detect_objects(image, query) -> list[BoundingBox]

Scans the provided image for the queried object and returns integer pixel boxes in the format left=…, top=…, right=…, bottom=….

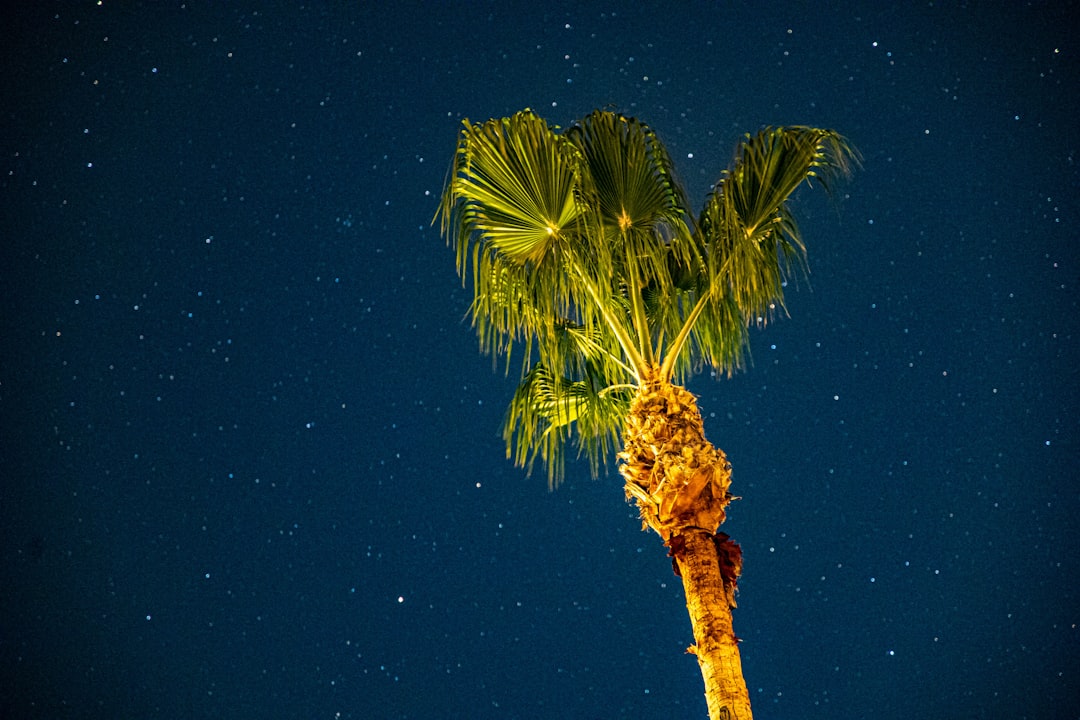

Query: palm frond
left=439, top=110, right=587, bottom=267
left=701, top=126, right=858, bottom=326
left=565, top=112, right=701, bottom=364
left=657, top=127, right=858, bottom=380
left=566, top=111, right=695, bottom=259
left=503, top=363, right=634, bottom=488
left=437, top=110, right=605, bottom=377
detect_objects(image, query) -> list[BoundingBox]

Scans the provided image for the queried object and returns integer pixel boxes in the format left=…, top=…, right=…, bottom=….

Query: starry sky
left=2, top=3, right=1077, bottom=719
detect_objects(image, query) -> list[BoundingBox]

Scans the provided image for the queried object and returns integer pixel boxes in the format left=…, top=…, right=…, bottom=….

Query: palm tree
left=436, top=108, right=857, bottom=720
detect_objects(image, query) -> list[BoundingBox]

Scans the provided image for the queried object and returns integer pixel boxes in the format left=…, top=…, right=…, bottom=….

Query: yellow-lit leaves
left=434, top=110, right=856, bottom=485
left=696, top=126, right=859, bottom=351
left=504, top=363, right=632, bottom=488
left=444, top=110, right=585, bottom=267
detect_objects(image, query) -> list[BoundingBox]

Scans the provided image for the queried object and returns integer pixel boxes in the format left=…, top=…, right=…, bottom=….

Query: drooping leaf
left=503, top=363, right=634, bottom=488
left=699, top=127, right=859, bottom=328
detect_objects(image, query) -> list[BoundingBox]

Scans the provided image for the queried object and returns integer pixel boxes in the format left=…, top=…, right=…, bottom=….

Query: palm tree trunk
left=619, top=373, right=752, bottom=719
left=675, top=529, right=753, bottom=720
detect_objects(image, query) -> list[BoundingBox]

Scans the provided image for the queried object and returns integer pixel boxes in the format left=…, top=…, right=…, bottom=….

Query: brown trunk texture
left=677, top=530, right=752, bottom=720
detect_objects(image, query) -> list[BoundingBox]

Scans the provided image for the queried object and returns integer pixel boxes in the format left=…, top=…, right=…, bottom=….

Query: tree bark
left=675, top=529, right=752, bottom=720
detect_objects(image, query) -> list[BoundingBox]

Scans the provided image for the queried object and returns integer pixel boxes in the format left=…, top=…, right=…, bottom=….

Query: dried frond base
left=618, top=374, right=734, bottom=543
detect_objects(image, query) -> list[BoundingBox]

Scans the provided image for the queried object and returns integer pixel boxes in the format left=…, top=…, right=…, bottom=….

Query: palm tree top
left=437, top=108, right=858, bottom=485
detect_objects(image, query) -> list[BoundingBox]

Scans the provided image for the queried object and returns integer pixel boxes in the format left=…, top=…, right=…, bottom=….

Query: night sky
left=2, top=3, right=1077, bottom=719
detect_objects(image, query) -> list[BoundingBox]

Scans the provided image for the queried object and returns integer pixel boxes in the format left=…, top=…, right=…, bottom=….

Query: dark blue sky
left=2, top=3, right=1076, bottom=718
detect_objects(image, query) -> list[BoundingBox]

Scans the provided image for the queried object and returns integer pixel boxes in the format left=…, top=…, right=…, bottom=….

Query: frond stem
left=625, top=255, right=655, bottom=368
left=659, top=291, right=710, bottom=382
left=598, top=383, right=638, bottom=397
left=570, top=263, right=646, bottom=383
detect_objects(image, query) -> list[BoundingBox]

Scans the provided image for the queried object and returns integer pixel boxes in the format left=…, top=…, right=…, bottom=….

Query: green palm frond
left=440, top=110, right=586, bottom=267
left=659, top=127, right=859, bottom=380
left=438, top=110, right=605, bottom=377
left=701, top=127, right=858, bottom=326
left=566, top=111, right=695, bottom=261
left=504, top=363, right=634, bottom=488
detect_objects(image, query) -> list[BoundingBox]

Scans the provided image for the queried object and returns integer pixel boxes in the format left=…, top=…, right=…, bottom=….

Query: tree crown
left=437, top=109, right=857, bottom=485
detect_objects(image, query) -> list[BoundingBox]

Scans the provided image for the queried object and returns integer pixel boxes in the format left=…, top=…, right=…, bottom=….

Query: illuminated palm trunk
left=620, top=371, right=752, bottom=720
left=675, top=529, right=752, bottom=720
